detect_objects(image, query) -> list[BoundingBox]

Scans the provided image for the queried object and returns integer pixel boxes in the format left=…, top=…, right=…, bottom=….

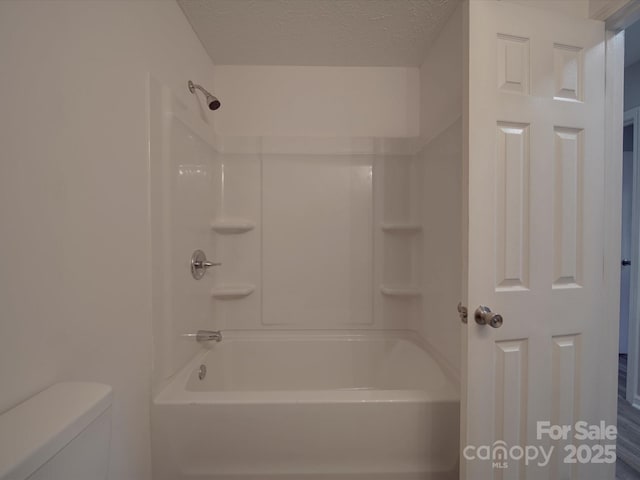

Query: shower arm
left=188, top=80, right=209, bottom=97
left=188, top=80, right=221, bottom=111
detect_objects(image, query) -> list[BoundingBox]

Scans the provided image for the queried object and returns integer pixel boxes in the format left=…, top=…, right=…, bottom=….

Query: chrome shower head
left=188, top=80, right=221, bottom=111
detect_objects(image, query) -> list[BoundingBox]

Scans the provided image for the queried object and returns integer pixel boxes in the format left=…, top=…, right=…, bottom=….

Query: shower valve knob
left=474, top=305, right=503, bottom=328
left=190, top=249, right=221, bottom=280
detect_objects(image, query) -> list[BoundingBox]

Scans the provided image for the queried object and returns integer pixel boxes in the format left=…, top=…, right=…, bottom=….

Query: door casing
left=623, top=106, right=640, bottom=407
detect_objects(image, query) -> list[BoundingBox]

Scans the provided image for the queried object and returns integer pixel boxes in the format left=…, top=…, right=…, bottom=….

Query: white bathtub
left=152, top=332, right=460, bottom=480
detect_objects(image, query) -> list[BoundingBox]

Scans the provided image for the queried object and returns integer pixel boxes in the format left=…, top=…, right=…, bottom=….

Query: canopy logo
left=463, top=441, right=553, bottom=469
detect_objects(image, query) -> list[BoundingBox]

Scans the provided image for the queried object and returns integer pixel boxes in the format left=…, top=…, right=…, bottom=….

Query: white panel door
left=464, top=2, right=613, bottom=479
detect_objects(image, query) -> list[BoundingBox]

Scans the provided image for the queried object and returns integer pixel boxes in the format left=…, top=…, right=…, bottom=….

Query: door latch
left=457, top=302, right=468, bottom=323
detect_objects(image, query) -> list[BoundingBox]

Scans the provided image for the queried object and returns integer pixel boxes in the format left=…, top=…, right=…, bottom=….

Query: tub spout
left=197, top=330, right=222, bottom=343
left=183, top=330, right=222, bottom=343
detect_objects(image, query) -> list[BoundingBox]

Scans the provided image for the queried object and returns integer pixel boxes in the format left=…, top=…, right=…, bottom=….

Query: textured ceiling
left=178, top=0, right=460, bottom=66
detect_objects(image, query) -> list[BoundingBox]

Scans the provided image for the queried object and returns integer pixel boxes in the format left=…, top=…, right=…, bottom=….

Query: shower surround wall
left=209, top=66, right=425, bottom=333
left=213, top=67, right=420, bottom=137
left=208, top=146, right=426, bottom=333
left=150, top=67, right=431, bottom=387
left=150, top=14, right=464, bottom=384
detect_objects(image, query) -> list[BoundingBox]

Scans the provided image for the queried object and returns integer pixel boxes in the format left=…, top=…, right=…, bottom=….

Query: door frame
left=601, top=2, right=640, bottom=412
left=624, top=106, right=640, bottom=406
left=602, top=29, right=624, bottom=462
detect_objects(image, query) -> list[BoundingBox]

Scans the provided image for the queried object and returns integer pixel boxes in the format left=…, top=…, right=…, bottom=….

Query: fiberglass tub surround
left=149, top=75, right=448, bottom=378
left=149, top=75, right=462, bottom=479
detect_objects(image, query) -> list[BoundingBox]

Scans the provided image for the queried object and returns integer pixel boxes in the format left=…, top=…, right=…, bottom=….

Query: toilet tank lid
left=0, top=382, right=112, bottom=480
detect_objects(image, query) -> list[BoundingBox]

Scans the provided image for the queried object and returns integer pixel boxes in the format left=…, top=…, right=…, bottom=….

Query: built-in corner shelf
left=211, top=285, right=255, bottom=299
left=211, top=219, right=255, bottom=234
left=380, top=285, right=422, bottom=297
left=380, top=223, right=422, bottom=234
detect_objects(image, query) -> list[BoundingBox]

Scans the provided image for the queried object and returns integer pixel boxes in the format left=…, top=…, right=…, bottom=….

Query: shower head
left=188, top=80, right=221, bottom=111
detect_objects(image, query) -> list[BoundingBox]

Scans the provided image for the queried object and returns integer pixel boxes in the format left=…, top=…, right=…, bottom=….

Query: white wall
left=418, top=4, right=463, bottom=376
left=0, top=1, right=216, bottom=479
left=419, top=4, right=463, bottom=145
left=213, top=66, right=420, bottom=138
left=418, top=121, right=463, bottom=376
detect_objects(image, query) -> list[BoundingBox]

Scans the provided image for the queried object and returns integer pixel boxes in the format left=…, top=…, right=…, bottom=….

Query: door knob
left=622, top=259, right=631, bottom=266
left=474, top=306, right=503, bottom=328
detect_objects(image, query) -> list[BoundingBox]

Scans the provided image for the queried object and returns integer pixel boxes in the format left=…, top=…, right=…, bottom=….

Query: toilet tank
left=0, top=382, right=112, bottom=480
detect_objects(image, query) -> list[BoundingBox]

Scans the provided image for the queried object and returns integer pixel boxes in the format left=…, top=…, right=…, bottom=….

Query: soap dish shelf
left=211, top=285, right=255, bottom=299
left=380, top=224, right=422, bottom=234
left=211, top=219, right=255, bottom=234
left=380, top=285, right=421, bottom=297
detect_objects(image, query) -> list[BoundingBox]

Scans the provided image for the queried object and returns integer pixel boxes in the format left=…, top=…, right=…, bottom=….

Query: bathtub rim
left=153, top=330, right=460, bottom=406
